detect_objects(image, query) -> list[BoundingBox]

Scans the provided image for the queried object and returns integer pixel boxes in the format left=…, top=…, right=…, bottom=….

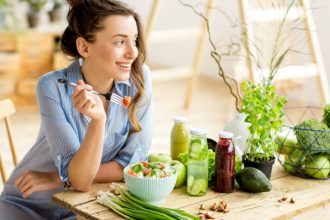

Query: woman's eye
left=115, top=40, right=124, bottom=46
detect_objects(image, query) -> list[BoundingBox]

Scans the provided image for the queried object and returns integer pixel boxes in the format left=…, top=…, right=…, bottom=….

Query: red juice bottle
left=214, top=131, right=235, bottom=193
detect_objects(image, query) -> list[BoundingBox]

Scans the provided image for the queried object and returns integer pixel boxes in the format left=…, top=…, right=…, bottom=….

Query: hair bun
left=67, top=0, right=84, bottom=7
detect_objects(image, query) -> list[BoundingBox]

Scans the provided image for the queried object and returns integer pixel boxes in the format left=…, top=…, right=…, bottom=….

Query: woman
left=0, top=0, right=153, bottom=219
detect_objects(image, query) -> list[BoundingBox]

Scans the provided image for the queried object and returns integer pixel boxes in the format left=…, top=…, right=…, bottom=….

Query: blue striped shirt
left=0, top=60, right=153, bottom=219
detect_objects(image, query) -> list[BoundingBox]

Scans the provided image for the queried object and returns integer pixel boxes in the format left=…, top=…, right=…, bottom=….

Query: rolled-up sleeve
left=36, top=76, right=80, bottom=182
left=113, top=65, right=153, bottom=167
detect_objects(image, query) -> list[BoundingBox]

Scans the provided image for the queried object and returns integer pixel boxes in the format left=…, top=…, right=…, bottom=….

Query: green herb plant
left=241, top=81, right=287, bottom=161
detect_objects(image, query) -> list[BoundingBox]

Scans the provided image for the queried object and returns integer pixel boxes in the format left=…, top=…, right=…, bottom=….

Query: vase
left=242, top=154, right=275, bottom=180
left=48, top=8, right=62, bottom=23
left=223, top=113, right=249, bottom=153
left=27, top=10, right=40, bottom=28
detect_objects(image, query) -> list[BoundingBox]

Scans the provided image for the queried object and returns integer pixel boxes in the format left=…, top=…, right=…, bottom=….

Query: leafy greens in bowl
left=123, top=161, right=177, bottom=205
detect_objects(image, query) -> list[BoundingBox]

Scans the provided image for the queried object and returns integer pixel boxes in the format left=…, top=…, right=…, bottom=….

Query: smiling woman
left=0, top=0, right=153, bottom=219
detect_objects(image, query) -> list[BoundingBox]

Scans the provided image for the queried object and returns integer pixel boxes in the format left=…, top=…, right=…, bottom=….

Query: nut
left=224, top=206, right=230, bottom=213
left=205, top=211, right=215, bottom=219
left=290, top=198, right=296, bottom=204
left=217, top=204, right=225, bottom=212
left=200, top=204, right=206, bottom=210
left=220, top=200, right=226, bottom=207
left=281, top=195, right=288, bottom=201
left=210, top=202, right=218, bottom=211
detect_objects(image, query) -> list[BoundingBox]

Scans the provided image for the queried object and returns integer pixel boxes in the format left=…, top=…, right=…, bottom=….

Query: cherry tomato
left=123, top=96, right=131, bottom=107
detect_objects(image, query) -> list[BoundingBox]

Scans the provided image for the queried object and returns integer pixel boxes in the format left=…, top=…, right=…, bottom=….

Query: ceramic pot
left=48, top=8, right=61, bottom=23
left=224, top=113, right=249, bottom=153
left=27, top=10, right=40, bottom=28
left=242, top=154, right=275, bottom=179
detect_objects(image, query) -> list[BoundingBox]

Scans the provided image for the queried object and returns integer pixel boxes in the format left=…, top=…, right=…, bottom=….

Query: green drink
left=170, top=117, right=190, bottom=160
left=187, top=128, right=208, bottom=196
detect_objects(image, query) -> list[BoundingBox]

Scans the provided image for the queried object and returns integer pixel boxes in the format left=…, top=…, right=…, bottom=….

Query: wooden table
left=52, top=164, right=330, bottom=220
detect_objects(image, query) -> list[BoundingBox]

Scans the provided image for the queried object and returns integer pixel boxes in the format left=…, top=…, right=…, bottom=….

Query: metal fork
left=57, top=79, right=129, bottom=108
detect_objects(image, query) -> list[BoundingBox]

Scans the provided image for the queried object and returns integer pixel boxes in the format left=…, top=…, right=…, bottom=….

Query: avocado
left=236, top=167, right=272, bottom=192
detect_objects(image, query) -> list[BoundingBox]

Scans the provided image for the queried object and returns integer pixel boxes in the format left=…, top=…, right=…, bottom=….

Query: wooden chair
left=0, top=99, right=18, bottom=184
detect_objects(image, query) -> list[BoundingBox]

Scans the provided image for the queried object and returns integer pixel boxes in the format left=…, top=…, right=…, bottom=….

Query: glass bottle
left=187, top=128, right=208, bottom=196
left=214, top=131, right=235, bottom=193
left=170, top=117, right=190, bottom=160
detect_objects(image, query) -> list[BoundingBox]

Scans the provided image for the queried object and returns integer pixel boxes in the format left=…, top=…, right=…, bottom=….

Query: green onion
left=96, top=184, right=199, bottom=220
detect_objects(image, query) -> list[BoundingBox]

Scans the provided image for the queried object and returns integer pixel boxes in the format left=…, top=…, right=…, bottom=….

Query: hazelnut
left=220, top=200, right=226, bottom=207
left=217, top=204, right=225, bottom=212
left=210, top=202, right=218, bottom=211
left=290, top=198, right=296, bottom=204
left=200, top=204, right=206, bottom=210
left=205, top=211, right=215, bottom=219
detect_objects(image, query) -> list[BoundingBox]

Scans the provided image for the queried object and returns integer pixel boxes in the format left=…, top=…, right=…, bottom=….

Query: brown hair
left=61, top=0, right=146, bottom=132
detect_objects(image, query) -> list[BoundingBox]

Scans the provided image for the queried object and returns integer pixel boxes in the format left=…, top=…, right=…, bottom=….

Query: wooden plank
left=179, top=174, right=330, bottom=219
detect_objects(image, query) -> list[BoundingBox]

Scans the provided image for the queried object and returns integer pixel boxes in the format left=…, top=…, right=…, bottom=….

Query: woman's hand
left=14, top=171, right=63, bottom=199
left=72, top=80, right=106, bottom=122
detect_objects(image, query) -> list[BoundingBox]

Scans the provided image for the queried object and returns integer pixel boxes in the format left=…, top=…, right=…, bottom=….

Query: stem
left=178, top=0, right=242, bottom=112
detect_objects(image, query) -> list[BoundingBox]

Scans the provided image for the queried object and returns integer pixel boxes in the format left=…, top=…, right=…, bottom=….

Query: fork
left=57, top=79, right=130, bottom=108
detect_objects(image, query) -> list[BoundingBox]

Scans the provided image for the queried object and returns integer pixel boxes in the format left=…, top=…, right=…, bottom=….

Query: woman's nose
left=125, top=42, right=138, bottom=59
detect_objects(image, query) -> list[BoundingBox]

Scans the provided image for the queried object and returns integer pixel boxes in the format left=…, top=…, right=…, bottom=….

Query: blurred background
left=1, top=0, right=330, bottom=187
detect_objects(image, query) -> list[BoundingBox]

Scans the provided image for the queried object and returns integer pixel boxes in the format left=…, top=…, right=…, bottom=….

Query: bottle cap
left=218, top=131, right=233, bottom=139
left=174, top=116, right=188, bottom=124
left=190, top=128, right=208, bottom=136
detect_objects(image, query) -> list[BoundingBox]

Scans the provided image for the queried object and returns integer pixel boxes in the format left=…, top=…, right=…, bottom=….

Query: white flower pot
left=224, top=113, right=250, bottom=153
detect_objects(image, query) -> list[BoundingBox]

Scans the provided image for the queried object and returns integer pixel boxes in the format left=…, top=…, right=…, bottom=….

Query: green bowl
left=123, top=166, right=177, bottom=205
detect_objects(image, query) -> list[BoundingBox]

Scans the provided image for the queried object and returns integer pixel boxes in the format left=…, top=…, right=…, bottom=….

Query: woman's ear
left=76, top=37, right=91, bottom=57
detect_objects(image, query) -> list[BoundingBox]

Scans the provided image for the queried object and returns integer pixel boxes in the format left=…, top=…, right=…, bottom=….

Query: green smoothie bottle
left=187, top=128, right=208, bottom=196
left=170, top=117, right=190, bottom=160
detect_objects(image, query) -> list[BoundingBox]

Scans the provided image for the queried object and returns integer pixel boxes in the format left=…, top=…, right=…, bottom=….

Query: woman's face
left=87, top=15, right=139, bottom=81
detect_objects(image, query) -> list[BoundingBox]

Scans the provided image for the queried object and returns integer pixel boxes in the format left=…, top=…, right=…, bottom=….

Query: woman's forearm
left=94, top=161, right=124, bottom=183
left=68, top=118, right=106, bottom=191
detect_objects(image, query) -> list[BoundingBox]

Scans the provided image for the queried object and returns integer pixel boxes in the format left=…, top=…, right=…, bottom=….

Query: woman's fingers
left=72, top=80, right=93, bottom=99
left=76, top=92, right=96, bottom=111
left=22, top=183, right=37, bottom=199
left=15, top=171, right=31, bottom=190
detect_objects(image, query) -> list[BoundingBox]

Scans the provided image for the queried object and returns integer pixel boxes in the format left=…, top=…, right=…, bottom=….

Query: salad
left=127, top=161, right=176, bottom=178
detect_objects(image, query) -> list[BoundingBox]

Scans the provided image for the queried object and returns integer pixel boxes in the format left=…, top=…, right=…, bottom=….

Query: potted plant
left=240, top=81, right=287, bottom=178
left=48, top=0, right=63, bottom=22
left=21, top=0, right=47, bottom=28
left=178, top=0, right=296, bottom=179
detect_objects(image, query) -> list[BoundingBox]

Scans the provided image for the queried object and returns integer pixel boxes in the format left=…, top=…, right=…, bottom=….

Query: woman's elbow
left=72, top=182, right=92, bottom=192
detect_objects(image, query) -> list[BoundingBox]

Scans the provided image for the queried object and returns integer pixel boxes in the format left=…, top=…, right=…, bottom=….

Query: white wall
left=126, top=0, right=330, bottom=106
